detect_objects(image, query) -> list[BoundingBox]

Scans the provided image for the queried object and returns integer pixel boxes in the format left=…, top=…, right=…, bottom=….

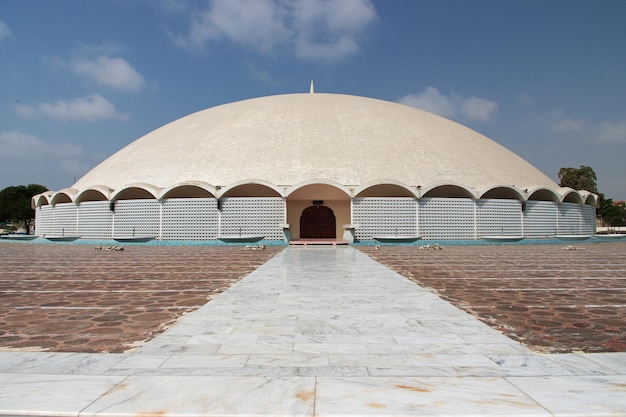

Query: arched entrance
left=300, top=205, right=336, bottom=238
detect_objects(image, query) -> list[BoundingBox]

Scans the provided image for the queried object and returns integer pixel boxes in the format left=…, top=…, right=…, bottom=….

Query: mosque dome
left=72, top=92, right=558, bottom=195
left=35, top=90, right=597, bottom=243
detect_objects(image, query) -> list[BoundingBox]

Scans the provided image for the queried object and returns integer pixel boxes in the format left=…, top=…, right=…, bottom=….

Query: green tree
left=557, top=165, right=625, bottom=227
left=557, top=165, right=598, bottom=193
left=0, top=184, right=48, bottom=234
left=598, top=196, right=626, bottom=227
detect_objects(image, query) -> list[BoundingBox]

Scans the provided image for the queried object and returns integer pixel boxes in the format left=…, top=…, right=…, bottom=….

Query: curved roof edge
left=354, top=180, right=418, bottom=198
left=285, top=179, right=352, bottom=199
left=75, top=185, right=113, bottom=203
left=111, top=183, right=161, bottom=200
left=220, top=179, right=285, bottom=198
left=50, top=188, right=78, bottom=205
left=161, top=181, right=217, bottom=199
left=479, top=185, right=526, bottom=200
left=421, top=181, right=478, bottom=199
left=35, top=180, right=598, bottom=205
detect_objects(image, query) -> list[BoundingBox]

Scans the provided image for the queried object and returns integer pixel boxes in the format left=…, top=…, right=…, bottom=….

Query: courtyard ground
left=360, top=241, right=626, bottom=353
left=0, top=240, right=624, bottom=354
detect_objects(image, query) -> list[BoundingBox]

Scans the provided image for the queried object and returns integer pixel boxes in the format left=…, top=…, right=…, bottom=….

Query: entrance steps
left=289, top=238, right=350, bottom=247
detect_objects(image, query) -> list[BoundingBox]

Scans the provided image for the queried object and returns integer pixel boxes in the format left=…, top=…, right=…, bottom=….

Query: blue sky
left=1, top=0, right=625, bottom=199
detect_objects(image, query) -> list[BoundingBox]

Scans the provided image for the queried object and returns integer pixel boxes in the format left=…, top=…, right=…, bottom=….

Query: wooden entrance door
left=300, top=205, right=336, bottom=238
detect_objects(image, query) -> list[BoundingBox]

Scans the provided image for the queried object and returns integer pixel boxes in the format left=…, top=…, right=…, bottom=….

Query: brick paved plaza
left=361, top=241, right=626, bottom=353
left=0, top=243, right=282, bottom=353
left=0, top=241, right=624, bottom=354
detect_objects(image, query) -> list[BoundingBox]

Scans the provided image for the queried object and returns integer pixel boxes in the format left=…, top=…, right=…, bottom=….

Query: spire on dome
left=310, top=80, right=315, bottom=94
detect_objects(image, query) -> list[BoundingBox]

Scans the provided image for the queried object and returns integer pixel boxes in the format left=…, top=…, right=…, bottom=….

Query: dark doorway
left=300, top=205, right=336, bottom=238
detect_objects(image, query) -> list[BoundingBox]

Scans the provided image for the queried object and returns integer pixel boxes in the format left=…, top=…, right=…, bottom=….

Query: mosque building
left=32, top=85, right=597, bottom=243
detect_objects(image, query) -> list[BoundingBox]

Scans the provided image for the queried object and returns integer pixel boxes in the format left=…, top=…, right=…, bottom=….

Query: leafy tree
left=557, top=165, right=598, bottom=193
left=557, top=165, right=625, bottom=227
left=598, top=196, right=626, bottom=227
left=0, top=184, right=48, bottom=234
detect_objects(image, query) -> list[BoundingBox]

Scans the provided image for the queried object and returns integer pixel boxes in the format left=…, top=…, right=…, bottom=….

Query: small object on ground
left=561, top=245, right=584, bottom=250
left=244, top=244, right=266, bottom=250
left=419, top=244, right=443, bottom=250
left=95, top=245, right=124, bottom=251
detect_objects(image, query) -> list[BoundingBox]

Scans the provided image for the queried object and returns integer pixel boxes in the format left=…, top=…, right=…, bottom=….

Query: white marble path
left=1, top=246, right=625, bottom=416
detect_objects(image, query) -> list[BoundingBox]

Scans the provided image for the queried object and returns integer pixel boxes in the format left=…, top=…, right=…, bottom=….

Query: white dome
left=73, top=93, right=557, bottom=194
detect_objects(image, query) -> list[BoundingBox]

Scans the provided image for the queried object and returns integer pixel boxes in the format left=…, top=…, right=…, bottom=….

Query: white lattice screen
left=78, top=201, right=112, bottom=239
left=558, top=202, right=585, bottom=235
left=219, top=197, right=285, bottom=240
left=113, top=199, right=160, bottom=238
left=161, top=198, right=218, bottom=240
left=580, top=205, right=596, bottom=234
left=419, top=198, right=475, bottom=240
left=34, top=196, right=594, bottom=241
left=476, top=199, right=522, bottom=237
left=523, top=201, right=557, bottom=238
left=49, top=203, right=78, bottom=236
left=35, top=206, right=54, bottom=236
left=352, top=197, right=417, bottom=240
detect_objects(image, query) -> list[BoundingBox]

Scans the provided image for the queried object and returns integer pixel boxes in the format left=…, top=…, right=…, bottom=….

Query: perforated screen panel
left=33, top=196, right=595, bottom=241
left=35, top=206, right=54, bottom=236
left=219, top=197, right=285, bottom=240
left=419, top=198, right=475, bottom=240
left=352, top=197, right=417, bottom=240
left=113, top=199, right=160, bottom=238
left=78, top=201, right=112, bottom=239
left=558, top=202, right=586, bottom=235
left=49, top=203, right=78, bottom=237
left=162, top=198, right=218, bottom=240
left=523, top=201, right=557, bottom=238
left=476, top=199, right=522, bottom=237
left=580, top=205, right=596, bottom=234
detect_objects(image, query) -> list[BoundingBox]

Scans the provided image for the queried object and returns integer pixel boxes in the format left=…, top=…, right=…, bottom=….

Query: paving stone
left=0, top=243, right=282, bottom=353
left=359, top=241, right=626, bottom=353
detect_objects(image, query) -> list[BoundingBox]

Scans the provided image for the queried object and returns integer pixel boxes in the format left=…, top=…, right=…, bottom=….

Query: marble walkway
left=0, top=246, right=624, bottom=416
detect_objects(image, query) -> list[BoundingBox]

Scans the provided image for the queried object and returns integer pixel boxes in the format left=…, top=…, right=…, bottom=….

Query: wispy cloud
left=68, top=56, right=146, bottom=91
left=546, top=110, right=586, bottom=134
left=14, top=95, right=129, bottom=122
left=291, top=0, right=377, bottom=61
left=173, top=0, right=290, bottom=52
left=397, top=87, right=457, bottom=118
left=596, top=120, right=626, bottom=143
left=0, top=131, right=83, bottom=158
left=398, top=86, right=499, bottom=122
left=0, top=20, right=11, bottom=41
left=0, top=131, right=90, bottom=188
left=49, top=41, right=146, bottom=91
left=536, top=110, right=626, bottom=144
left=169, top=0, right=377, bottom=62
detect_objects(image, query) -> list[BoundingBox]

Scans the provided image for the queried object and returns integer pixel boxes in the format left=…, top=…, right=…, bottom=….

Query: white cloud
left=596, top=120, right=626, bottom=143
left=170, top=0, right=377, bottom=62
left=398, top=86, right=499, bottom=122
left=537, top=110, right=626, bottom=144
left=0, top=131, right=83, bottom=158
left=0, top=131, right=89, bottom=189
left=178, top=0, right=290, bottom=52
left=292, top=0, right=377, bottom=61
left=68, top=56, right=146, bottom=91
left=0, top=20, right=11, bottom=41
left=398, top=87, right=457, bottom=118
left=460, top=96, right=499, bottom=122
left=547, top=110, right=586, bottom=134
left=15, top=95, right=129, bottom=122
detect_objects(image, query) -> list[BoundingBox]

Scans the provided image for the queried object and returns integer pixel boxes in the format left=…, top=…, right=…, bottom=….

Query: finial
left=310, top=80, right=315, bottom=94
